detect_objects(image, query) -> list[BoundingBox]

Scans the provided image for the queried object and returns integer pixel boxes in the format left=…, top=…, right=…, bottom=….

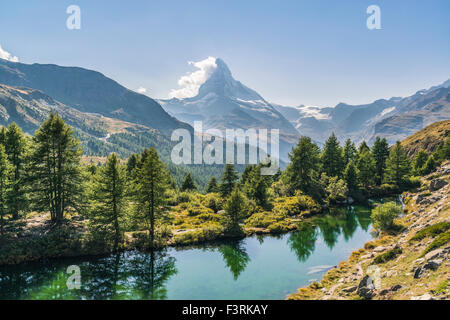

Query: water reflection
left=288, top=205, right=372, bottom=262
left=218, top=243, right=250, bottom=280
left=0, top=250, right=177, bottom=300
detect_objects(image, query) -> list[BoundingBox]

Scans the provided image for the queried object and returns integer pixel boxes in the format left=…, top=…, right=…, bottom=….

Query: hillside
left=0, top=58, right=191, bottom=135
left=400, top=120, right=450, bottom=157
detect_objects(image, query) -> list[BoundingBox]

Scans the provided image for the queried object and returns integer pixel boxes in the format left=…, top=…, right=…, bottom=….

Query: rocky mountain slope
left=0, top=58, right=191, bottom=135
left=0, top=83, right=172, bottom=158
left=276, top=80, right=450, bottom=145
left=401, top=120, right=450, bottom=157
left=288, top=163, right=450, bottom=300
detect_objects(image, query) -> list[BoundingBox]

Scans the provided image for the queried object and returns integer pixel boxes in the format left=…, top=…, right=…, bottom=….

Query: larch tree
left=220, top=164, right=239, bottom=197
left=30, top=113, right=83, bottom=223
left=0, top=145, right=11, bottom=235
left=385, top=141, right=410, bottom=187
left=372, top=137, right=390, bottom=185
left=90, top=153, right=126, bottom=251
left=134, top=147, right=168, bottom=247
left=5, top=122, right=27, bottom=219
left=206, top=176, right=219, bottom=193
left=285, top=136, right=320, bottom=192
left=180, top=173, right=197, bottom=191
left=321, top=133, right=345, bottom=178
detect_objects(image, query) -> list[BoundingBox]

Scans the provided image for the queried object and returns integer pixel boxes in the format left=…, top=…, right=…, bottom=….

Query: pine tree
left=357, top=150, right=376, bottom=189
left=5, top=122, right=27, bottom=219
left=206, top=176, right=219, bottom=193
left=90, top=153, right=126, bottom=251
left=30, top=114, right=83, bottom=222
left=134, top=147, right=168, bottom=247
left=343, top=139, right=357, bottom=166
left=223, top=185, right=247, bottom=235
left=0, top=145, right=11, bottom=235
left=385, top=141, right=410, bottom=187
left=344, top=162, right=358, bottom=193
left=180, top=173, right=197, bottom=191
left=372, top=137, right=390, bottom=185
left=321, top=133, right=344, bottom=178
left=412, top=150, right=428, bottom=175
left=220, top=164, right=239, bottom=197
left=422, top=155, right=437, bottom=175
left=243, top=165, right=270, bottom=208
left=0, top=127, right=6, bottom=146
left=127, top=154, right=139, bottom=177
left=286, top=136, right=320, bottom=192
left=358, top=141, right=370, bottom=154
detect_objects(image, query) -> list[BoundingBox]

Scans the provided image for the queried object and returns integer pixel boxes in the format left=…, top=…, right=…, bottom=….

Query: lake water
left=0, top=205, right=375, bottom=300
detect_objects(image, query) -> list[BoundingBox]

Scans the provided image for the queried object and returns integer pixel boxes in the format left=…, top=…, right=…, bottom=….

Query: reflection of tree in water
left=125, top=250, right=177, bottom=300
left=314, top=215, right=341, bottom=250
left=354, top=206, right=372, bottom=231
left=218, top=242, right=250, bottom=280
left=341, top=209, right=358, bottom=241
left=287, top=222, right=318, bottom=262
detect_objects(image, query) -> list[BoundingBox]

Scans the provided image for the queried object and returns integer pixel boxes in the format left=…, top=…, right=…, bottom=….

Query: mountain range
left=275, top=79, right=450, bottom=145
left=0, top=56, right=448, bottom=165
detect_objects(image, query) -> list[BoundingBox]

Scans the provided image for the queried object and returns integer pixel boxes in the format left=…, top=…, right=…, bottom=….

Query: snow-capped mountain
left=275, top=79, right=450, bottom=145
left=159, top=58, right=300, bottom=161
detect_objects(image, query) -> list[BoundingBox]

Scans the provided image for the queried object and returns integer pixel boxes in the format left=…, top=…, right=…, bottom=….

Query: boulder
left=357, top=275, right=376, bottom=299
left=342, top=285, right=357, bottom=293
left=413, top=266, right=423, bottom=279
left=425, top=248, right=444, bottom=261
left=423, top=259, right=442, bottom=270
left=390, top=284, right=402, bottom=292
left=411, top=293, right=435, bottom=300
left=429, top=179, right=448, bottom=191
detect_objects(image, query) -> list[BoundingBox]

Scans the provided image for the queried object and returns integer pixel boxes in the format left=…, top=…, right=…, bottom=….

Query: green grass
left=431, top=280, right=448, bottom=295
left=423, top=231, right=450, bottom=255
left=372, top=247, right=403, bottom=264
left=410, top=222, right=450, bottom=242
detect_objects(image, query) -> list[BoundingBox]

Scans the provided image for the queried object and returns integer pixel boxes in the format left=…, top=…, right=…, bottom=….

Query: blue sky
left=0, top=0, right=449, bottom=106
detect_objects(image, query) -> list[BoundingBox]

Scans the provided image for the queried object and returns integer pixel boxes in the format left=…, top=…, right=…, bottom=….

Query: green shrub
left=245, top=211, right=283, bottom=228
left=201, top=193, right=223, bottom=212
left=372, top=246, right=402, bottom=264
left=423, top=231, right=450, bottom=255
left=371, top=202, right=402, bottom=231
left=410, top=222, right=450, bottom=242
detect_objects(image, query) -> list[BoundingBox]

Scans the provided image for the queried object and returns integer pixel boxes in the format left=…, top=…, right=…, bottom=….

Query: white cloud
left=137, top=87, right=147, bottom=94
left=0, top=44, right=19, bottom=62
left=169, top=56, right=217, bottom=99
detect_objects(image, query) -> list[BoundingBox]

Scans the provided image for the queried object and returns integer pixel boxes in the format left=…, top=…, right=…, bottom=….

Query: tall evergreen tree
left=422, top=155, right=437, bottom=175
left=180, top=173, right=197, bottom=191
left=358, top=141, right=370, bottom=154
left=343, top=139, right=357, bottom=166
left=412, top=150, right=429, bottom=175
left=0, top=145, right=11, bottom=235
left=5, top=122, right=27, bottom=219
left=224, top=185, right=247, bottom=235
left=0, top=127, right=6, bottom=146
left=357, top=150, right=376, bottom=189
left=385, top=141, right=410, bottom=187
left=344, top=162, right=358, bottom=193
left=220, top=164, right=239, bottom=197
left=30, top=114, right=83, bottom=223
left=134, top=147, right=168, bottom=247
left=286, top=136, right=320, bottom=192
left=206, top=176, right=219, bottom=193
left=90, top=153, right=126, bottom=251
left=372, top=137, right=390, bottom=185
left=321, top=133, right=344, bottom=178
left=243, top=165, right=270, bottom=208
